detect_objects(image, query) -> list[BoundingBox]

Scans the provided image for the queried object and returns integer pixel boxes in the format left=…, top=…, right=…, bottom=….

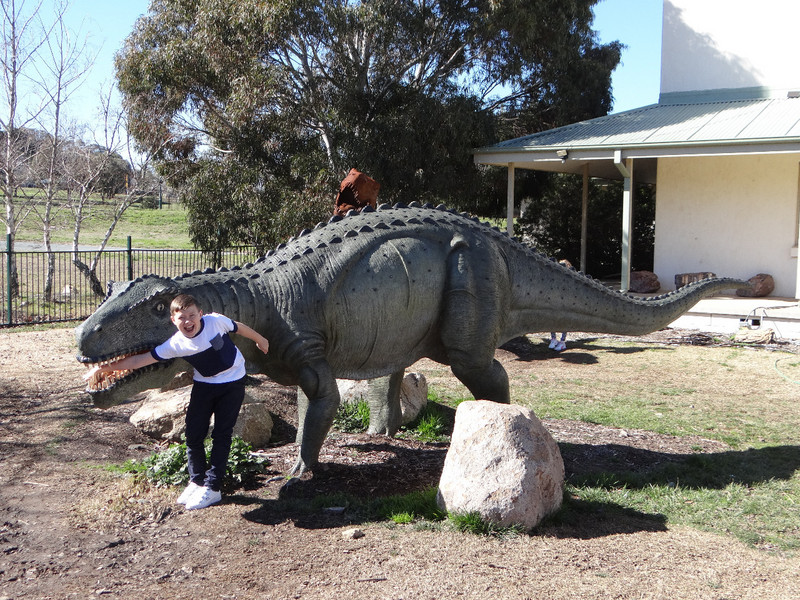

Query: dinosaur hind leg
left=442, top=242, right=511, bottom=404
left=449, top=355, right=511, bottom=404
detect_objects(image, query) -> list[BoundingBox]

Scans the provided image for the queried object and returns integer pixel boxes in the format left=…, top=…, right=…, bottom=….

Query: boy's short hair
left=170, top=294, right=200, bottom=315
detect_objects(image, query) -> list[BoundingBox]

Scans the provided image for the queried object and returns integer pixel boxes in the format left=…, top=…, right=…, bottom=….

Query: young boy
left=84, top=294, right=269, bottom=510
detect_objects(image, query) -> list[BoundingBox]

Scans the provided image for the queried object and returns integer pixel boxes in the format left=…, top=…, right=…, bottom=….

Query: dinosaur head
left=75, top=275, right=185, bottom=408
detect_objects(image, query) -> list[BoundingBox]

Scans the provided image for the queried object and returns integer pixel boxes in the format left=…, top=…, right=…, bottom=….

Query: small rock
left=629, top=270, right=660, bottom=293
left=338, top=372, right=428, bottom=426
left=398, top=372, right=427, bottom=425
left=734, top=327, right=774, bottom=344
left=736, top=273, right=774, bottom=297
left=342, top=528, right=364, bottom=539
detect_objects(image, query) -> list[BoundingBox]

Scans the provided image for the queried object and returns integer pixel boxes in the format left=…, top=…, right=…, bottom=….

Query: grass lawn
left=420, top=335, right=800, bottom=553
left=14, top=197, right=193, bottom=249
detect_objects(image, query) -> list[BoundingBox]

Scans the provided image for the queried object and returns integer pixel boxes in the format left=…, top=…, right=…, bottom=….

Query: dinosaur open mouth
left=83, top=355, right=135, bottom=391
left=80, top=352, right=173, bottom=393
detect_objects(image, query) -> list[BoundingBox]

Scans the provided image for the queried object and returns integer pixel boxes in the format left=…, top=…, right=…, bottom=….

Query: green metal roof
left=474, top=96, right=800, bottom=183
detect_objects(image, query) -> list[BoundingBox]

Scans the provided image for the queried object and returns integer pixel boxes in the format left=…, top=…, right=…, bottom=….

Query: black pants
left=185, top=378, right=245, bottom=491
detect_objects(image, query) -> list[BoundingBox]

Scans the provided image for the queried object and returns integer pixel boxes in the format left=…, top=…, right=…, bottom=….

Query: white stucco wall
left=661, top=0, right=800, bottom=96
left=653, top=154, right=800, bottom=298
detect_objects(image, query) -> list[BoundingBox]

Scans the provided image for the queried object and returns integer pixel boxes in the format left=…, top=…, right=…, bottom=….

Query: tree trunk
left=72, top=257, right=104, bottom=297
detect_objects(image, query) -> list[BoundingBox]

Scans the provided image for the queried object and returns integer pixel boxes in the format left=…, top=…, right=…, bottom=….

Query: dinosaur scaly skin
left=75, top=202, right=747, bottom=475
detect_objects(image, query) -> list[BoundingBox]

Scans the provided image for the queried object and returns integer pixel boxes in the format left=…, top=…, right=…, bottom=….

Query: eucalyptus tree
left=116, top=0, right=620, bottom=251
left=31, top=1, right=94, bottom=301
left=0, top=0, right=50, bottom=295
left=61, top=88, right=162, bottom=297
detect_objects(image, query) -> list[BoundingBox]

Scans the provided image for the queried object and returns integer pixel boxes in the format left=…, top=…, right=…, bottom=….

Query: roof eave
left=474, top=137, right=800, bottom=166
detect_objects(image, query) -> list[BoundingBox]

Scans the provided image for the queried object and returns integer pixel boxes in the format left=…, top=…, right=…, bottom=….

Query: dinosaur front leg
left=291, top=362, right=341, bottom=476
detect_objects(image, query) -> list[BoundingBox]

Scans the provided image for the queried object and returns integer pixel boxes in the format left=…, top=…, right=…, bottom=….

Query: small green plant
left=374, top=487, right=445, bottom=523
left=333, top=399, right=371, bottom=433
left=410, top=409, right=446, bottom=442
left=389, top=511, right=415, bottom=524
left=401, top=397, right=455, bottom=442
left=124, top=437, right=269, bottom=488
left=142, top=442, right=189, bottom=486
left=448, top=511, right=525, bottom=538
left=225, top=437, right=271, bottom=484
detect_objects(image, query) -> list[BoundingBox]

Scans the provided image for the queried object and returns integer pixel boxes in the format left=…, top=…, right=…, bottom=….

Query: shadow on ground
left=233, top=436, right=800, bottom=541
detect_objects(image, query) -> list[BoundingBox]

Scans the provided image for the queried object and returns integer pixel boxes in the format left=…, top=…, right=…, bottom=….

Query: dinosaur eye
left=155, top=302, right=166, bottom=314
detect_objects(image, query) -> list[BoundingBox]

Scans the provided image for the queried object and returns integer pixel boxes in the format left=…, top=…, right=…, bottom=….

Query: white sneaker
left=554, top=340, right=566, bottom=352
left=176, top=482, right=202, bottom=505
left=185, top=487, right=222, bottom=510
left=549, top=338, right=558, bottom=349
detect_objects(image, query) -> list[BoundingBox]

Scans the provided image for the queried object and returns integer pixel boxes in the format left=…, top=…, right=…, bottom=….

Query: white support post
left=621, top=161, right=634, bottom=292
left=581, top=164, right=589, bottom=273
left=795, top=166, right=800, bottom=299
left=614, top=151, right=633, bottom=292
left=507, top=163, right=515, bottom=236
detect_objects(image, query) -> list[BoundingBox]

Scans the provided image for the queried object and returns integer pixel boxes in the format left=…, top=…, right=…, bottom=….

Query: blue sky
left=593, top=0, right=663, bottom=112
left=62, top=0, right=663, bottom=124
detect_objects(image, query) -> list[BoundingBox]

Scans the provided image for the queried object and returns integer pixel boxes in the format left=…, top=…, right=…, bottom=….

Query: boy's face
left=170, top=304, right=203, bottom=338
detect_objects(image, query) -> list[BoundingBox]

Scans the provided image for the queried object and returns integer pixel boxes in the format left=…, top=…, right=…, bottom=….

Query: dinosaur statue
left=75, top=203, right=747, bottom=475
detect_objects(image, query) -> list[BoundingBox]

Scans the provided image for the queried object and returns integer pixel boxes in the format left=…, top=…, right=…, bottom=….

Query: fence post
left=127, top=236, right=133, bottom=281
left=6, top=233, right=11, bottom=326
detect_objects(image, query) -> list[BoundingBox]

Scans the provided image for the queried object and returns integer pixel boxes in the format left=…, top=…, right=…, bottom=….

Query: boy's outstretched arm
left=234, top=322, right=269, bottom=354
left=82, top=351, right=159, bottom=381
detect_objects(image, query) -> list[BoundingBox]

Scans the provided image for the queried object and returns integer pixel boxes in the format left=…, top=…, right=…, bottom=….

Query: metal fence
left=2, top=237, right=260, bottom=327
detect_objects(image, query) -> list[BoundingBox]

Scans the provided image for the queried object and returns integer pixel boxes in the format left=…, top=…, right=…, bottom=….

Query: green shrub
left=128, top=437, right=270, bottom=488
left=411, top=410, right=446, bottom=442
left=142, top=442, right=189, bottom=487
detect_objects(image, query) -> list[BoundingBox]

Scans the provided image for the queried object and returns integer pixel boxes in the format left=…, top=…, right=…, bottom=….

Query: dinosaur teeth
left=84, top=351, right=139, bottom=392
left=87, top=367, right=134, bottom=391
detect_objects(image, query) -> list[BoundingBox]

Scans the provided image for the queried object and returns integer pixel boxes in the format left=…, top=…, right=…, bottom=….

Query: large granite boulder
left=130, top=386, right=273, bottom=447
left=436, top=400, right=564, bottom=530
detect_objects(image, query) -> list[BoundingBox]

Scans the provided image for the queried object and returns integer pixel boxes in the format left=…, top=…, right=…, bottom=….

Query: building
left=473, top=0, right=800, bottom=304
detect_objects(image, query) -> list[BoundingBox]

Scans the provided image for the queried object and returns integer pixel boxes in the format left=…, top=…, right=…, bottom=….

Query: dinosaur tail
left=511, top=275, right=750, bottom=338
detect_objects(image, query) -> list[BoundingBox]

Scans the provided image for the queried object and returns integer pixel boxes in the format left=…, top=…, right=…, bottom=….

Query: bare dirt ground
left=1, top=327, right=799, bottom=600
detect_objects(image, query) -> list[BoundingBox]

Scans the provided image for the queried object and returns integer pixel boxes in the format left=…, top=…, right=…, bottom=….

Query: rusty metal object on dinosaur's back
left=333, top=168, right=380, bottom=216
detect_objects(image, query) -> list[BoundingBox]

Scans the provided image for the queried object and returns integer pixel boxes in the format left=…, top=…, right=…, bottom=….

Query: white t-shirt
left=151, top=313, right=245, bottom=384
